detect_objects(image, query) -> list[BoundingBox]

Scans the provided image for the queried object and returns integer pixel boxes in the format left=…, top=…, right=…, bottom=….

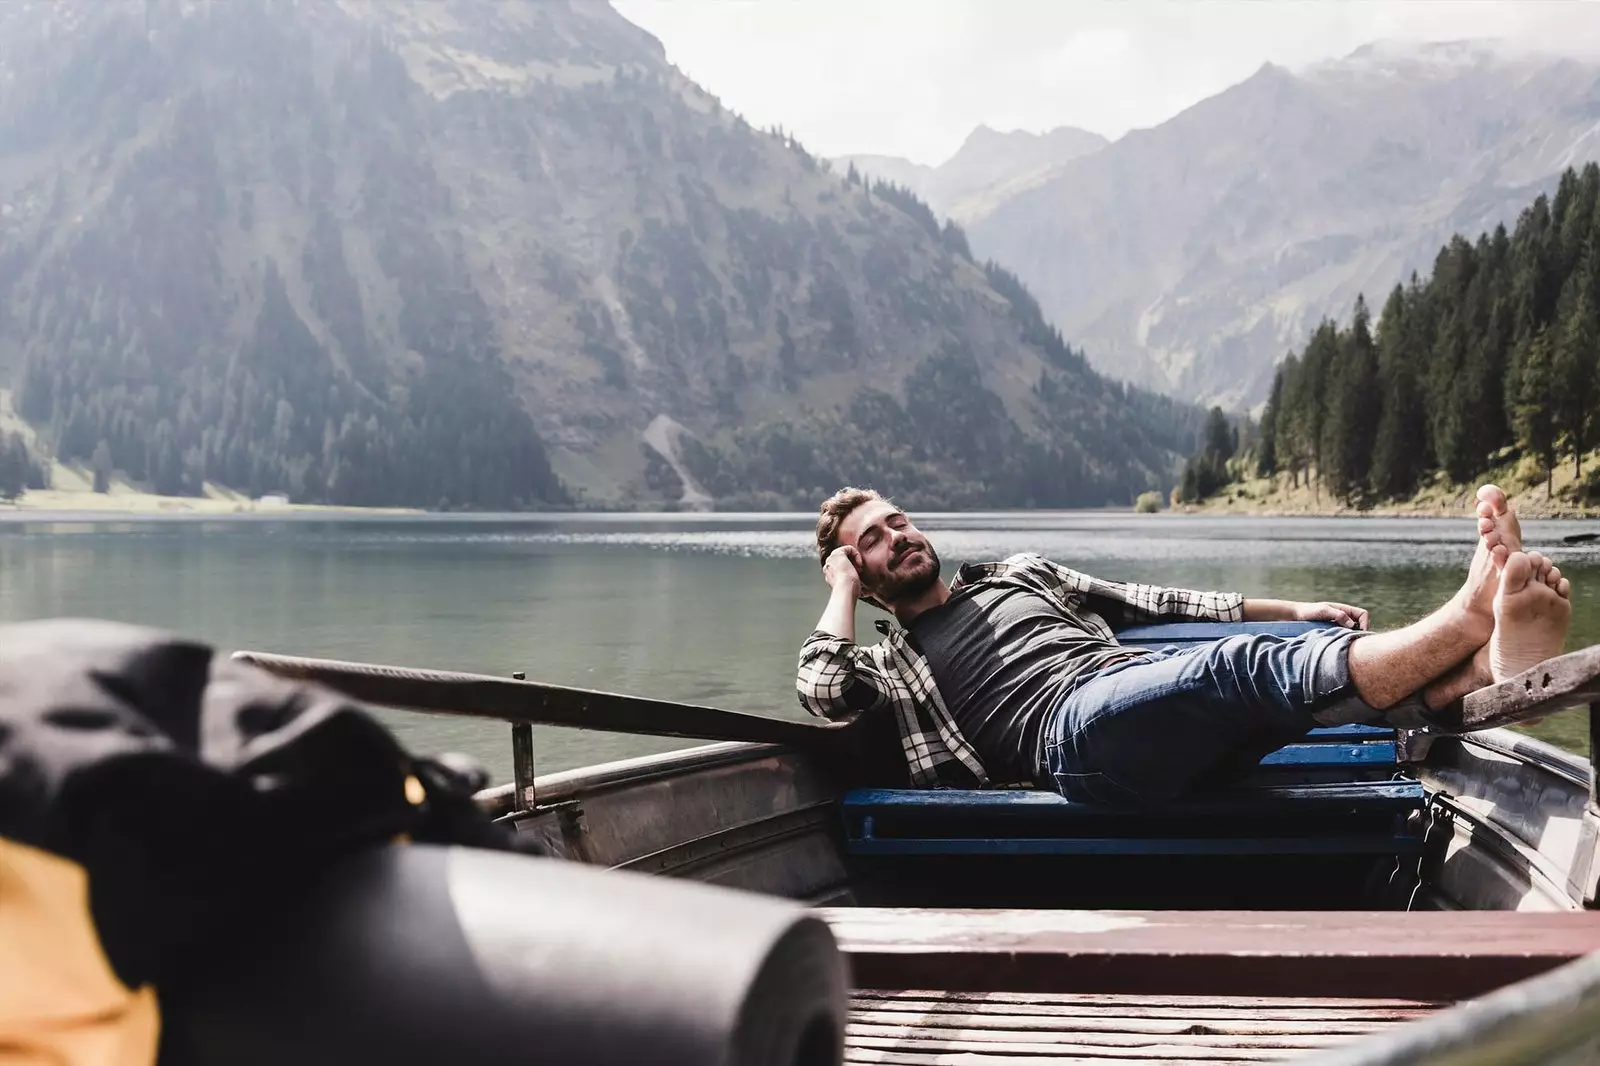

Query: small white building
left=256, top=494, right=290, bottom=509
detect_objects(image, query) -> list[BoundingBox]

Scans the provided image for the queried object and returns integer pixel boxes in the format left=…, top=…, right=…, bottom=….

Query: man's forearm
left=817, top=584, right=859, bottom=642
left=1242, top=598, right=1300, bottom=621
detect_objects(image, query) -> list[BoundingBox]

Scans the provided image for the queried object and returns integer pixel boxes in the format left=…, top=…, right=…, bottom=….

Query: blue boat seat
left=840, top=780, right=1426, bottom=857
left=840, top=620, right=1426, bottom=859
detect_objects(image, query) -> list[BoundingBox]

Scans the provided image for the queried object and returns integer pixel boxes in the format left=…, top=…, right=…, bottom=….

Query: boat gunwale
left=476, top=739, right=786, bottom=815
left=1444, top=727, right=1592, bottom=792
left=1300, top=946, right=1600, bottom=1065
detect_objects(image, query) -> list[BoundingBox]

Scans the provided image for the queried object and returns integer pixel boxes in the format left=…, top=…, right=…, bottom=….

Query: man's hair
left=815, top=486, right=888, bottom=567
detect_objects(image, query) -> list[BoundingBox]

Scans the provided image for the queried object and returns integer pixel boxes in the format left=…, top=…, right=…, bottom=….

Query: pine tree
left=1370, top=283, right=1428, bottom=499
left=1320, top=296, right=1380, bottom=502
left=1509, top=328, right=1557, bottom=496
left=92, top=439, right=113, bottom=494
left=1256, top=368, right=1283, bottom=476
left=1510, top=194, right=1557, bottom=335
left=1275, top=354, right=1303, bottom=486
left=1288, top=321, right=1338, bottom=498
left=1553, top=280, right=1598, bottom=479
left=0, top=434, right=27, bottom=501
left=1425, top=237, right=1483, bottom=481
left=1203, top=405, right=1232, bottom=459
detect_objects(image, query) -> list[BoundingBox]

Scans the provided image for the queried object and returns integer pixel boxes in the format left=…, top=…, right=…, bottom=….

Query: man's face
left=837, top=500, right=941, bottom=603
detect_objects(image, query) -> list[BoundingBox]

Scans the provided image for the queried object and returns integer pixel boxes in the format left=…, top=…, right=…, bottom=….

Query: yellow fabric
left=0, top=837, right=159, bottom=1066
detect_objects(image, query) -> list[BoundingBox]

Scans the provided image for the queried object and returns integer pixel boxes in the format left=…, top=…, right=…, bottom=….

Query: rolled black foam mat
left=157, top=843, right=848, bottom=1066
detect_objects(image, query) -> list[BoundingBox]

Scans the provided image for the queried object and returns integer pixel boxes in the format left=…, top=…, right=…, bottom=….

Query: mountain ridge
left=837, top=123, right=1108, bottom=227
left=0, top=0, right=1201, bottom=511
left=963, top=40, right=1600, bottom=407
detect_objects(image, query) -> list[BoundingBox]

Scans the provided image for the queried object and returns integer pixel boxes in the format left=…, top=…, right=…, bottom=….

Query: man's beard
left=873, top=541, right=941, bottom=601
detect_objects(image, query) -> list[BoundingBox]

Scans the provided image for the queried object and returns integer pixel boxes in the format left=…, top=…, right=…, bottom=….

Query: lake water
left=3, top=510, right=1598, bottom=783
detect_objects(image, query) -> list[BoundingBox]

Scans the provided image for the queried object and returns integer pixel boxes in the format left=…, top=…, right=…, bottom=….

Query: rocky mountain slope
left=0, top=0, right=1200, bottom=510
left=839, top=124, right=1107, bottom=225
left=962, top=42, right=1600, bottom=407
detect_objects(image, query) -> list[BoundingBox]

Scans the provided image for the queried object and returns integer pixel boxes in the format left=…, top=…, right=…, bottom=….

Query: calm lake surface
left=4, top=510, right=1599, bottom=783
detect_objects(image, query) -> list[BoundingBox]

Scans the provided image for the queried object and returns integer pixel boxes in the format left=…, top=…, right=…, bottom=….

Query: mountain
left=0, top=0, right=1199, bottom=510
left=964, top=42, right=1600, bottom=409
left=839, top=124, right=1108, bottom=224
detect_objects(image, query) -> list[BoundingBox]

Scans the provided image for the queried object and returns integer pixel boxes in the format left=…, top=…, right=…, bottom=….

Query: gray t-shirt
left=908, top=582, right=1150, bottom=783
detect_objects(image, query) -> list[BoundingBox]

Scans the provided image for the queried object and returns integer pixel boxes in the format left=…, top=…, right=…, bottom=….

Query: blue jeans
left=1039, top=629, right=1374, bottom=806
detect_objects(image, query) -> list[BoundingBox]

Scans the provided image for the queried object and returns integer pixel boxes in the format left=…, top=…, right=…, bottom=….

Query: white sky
left=610, top=0, right=1600, bottom=165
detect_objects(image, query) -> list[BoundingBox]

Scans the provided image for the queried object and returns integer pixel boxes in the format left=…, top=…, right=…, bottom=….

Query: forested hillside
left=1178, top=163, right=1600, bottom=508
left=0, top=0, right=1203, bottom=511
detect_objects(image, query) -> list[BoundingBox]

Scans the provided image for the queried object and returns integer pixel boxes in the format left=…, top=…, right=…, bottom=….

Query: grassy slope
left=1180, top=451, right=1600, bottom=520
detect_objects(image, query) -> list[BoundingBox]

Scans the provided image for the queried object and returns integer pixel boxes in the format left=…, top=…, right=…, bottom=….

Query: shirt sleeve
left=1033, top=556, right=1244, bottom=626
left=795, top=630, right=893, bottom=721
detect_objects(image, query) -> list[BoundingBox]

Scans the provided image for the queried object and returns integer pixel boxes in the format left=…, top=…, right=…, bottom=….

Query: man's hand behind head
left=823, top=545, right=864, bottom=599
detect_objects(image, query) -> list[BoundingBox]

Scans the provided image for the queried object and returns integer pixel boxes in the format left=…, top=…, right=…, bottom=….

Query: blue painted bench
left=840, top=621, right=1427, bottom=859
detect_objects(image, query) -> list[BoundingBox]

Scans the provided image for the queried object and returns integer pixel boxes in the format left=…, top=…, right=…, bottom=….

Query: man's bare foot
left=1489, top=551, right=1572, bottom=682
left=1476, top=484, right=1522, bottom=566
left=1456, top=490, right=1510, bottom=623
left=1527, top=551, right=1572, bottom=599
left=1456, top=484, right=1524, bottom=623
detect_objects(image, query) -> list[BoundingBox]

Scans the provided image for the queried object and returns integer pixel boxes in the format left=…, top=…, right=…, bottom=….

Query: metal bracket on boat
left=511, top=670, right=537, bottom=812
left=1589, top=692, right=1600, bottom=844
left=1394, top=728, right=1436, bottom=763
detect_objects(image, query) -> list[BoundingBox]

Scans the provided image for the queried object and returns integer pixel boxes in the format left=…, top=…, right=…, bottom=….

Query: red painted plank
left=821, top=908, right=1600, bottom=1000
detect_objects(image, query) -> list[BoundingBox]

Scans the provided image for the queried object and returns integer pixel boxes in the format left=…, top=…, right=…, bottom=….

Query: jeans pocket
left=1050, top=768, right=1141, bottom=807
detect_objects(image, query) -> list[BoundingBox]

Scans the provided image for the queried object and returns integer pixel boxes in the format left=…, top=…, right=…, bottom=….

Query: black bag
left=0, top=617, right=522, bottom=992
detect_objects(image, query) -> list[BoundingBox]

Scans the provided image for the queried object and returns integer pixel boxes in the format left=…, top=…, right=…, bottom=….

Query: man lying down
left=795, top=485, right=1571, bottom=802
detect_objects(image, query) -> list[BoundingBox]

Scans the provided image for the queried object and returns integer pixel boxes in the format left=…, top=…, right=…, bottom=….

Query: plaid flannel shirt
left=794, top=552, right=1244, bottom=788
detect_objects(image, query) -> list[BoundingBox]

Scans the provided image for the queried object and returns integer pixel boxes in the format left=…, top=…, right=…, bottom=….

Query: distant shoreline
left=0, top=487, right=422, bottom=519
left=1174, top=501, right=1600, bottom=520
left=6, top=480, right=1600, bottom=523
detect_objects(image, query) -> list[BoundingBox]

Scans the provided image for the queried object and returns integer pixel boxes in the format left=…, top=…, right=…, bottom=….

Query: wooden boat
left=238, top=620, right=1600, bottom=1065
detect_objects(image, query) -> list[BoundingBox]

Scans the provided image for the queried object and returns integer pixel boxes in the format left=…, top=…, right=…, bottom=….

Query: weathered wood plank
left=843, top=988, right=1440, bottom=1066
left=850, top=991, right=1442, bottom=1010
left=847, top=1034, right=1303, bottom=1060
left=848, top=1023, right=1364, bottom=1046
left=822, top=908, right=1600, bottom=999
left=849, top=1000, right=1435, bottom=1023
left=851, top=1043, right=1273, bottom=1062
left=1437, top=644, right=1600, bottom=731
left=848, top=1012, right=1399, bottom=1036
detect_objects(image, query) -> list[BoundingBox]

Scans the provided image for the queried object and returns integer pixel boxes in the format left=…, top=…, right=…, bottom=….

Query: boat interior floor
left=818, top=907, right=1600, bottom=1001
left=822, top=907, right=1600, bottom=1063
left=842, top=990, right=1445, bottom=1065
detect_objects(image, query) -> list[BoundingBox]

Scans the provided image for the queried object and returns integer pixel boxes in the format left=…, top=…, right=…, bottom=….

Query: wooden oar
left=231, top=650, right=859, bottom=748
